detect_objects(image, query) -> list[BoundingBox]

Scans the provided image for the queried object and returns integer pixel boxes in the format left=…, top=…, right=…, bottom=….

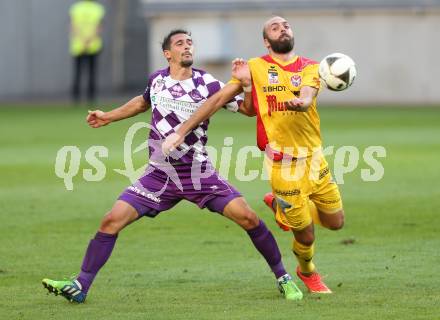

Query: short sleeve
left=142, top=72, right=157, bottom=104
left=203, top=73, right=242, bottom=113
left=220, top=80, right=242, bottom=113
left=224, top=92, right=242, bottom=113
left=228, top=77, right=241, bottom=85
left=202, top=73, right=222, bottom=99
left=142, top=85, right=150, bottom=103
left=301, top=64, right=321, bottom=89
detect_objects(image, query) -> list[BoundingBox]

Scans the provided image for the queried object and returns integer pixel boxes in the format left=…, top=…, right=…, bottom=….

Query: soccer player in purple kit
left=41, top=29, right=303, bottom=302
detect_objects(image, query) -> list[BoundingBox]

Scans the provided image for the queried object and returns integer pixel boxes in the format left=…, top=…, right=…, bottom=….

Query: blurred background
left=1, top=2, right=440, bottom=318
left=1, top=0, right=440, bottom=105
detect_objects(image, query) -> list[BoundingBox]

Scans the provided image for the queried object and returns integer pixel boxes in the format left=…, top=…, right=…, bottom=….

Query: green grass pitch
left=0, top=105, right=439, bottom=319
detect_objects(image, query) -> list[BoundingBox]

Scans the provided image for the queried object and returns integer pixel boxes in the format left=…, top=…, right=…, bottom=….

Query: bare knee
left=99, top=207, right=136, bottom=234
left=328, top=210, right=345, bottom=230
left=222, top=197, right=260, bottom=230
left=99, top=211, right=122, bottom=234
left=238, top=209, right=260, bottom=230
left=294, top=226, right=315, bottom=246
left=99, top=200, right=139, bottom=234
left=225, top=205, right=260, bottom=230
left=319, top=209, right=344, bottom=230
left=329, top=216, right=344, bottom=230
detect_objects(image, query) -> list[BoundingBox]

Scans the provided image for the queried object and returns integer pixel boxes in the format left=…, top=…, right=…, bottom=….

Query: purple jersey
left=118, top=67, right=243, bottom=217
left=143, top=67, right=242, bottom=164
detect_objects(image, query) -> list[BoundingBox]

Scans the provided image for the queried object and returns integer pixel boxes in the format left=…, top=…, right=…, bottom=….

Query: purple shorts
left=118, top=162, right=241, bottom=217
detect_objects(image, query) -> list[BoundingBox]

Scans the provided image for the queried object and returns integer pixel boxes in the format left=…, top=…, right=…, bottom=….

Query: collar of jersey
left=165, top=67, right=195, bottom=82
left=269, top=55, right=299, bottom=67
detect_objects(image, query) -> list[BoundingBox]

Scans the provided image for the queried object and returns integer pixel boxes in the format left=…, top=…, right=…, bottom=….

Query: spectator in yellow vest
left=70, top=0, right=105, bottom=103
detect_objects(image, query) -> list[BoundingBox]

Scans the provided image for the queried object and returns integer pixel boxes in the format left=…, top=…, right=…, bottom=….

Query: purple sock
left=246, top=220, right=287, bottom=279
left=76, top=232, right=117, bottom=294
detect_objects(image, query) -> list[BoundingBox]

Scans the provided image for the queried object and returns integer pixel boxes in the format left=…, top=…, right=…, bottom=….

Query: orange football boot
left=263, top=193, right=291, bottom=231
left=296, top=266, right=332, bottom=294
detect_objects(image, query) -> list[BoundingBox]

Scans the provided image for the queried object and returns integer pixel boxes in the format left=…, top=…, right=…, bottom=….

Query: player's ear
left=163, top=50, right=171, bottom=61
left=263, top=38, right=270, bottom=50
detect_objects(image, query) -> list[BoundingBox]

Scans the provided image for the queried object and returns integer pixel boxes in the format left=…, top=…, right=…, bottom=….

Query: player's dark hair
left=161, top=29, right=191, bottom=51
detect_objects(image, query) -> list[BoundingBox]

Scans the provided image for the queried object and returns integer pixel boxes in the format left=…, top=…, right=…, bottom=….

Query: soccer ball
left=318, top=53, right=356, bottom=91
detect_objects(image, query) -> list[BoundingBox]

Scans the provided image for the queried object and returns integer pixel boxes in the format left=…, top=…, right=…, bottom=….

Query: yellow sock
left=293, top=239, right=316, bottom=274
left=309, top=200, right=322, bottom=226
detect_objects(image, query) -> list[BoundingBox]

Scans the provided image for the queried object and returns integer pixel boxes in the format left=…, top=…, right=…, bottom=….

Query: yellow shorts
left=266, top=154, right=343, bottom=231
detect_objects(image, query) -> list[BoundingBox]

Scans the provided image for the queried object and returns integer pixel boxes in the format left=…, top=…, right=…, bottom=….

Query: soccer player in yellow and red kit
left=163, top=16, right=345, bottom=294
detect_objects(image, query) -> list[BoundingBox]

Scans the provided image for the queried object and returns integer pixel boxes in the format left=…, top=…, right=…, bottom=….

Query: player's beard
left=180, top=59, right=193, bottom=67
left=268, top=34, right=295, bottom=54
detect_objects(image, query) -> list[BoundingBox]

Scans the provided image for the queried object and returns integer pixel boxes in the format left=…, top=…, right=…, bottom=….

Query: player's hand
left=232, top=58, right=251, bottom=87
left=285, top=98, right=304, bottom=110
left=86, top=110, right=111, bottom=128
left=162, top=132, right=184, bottom=156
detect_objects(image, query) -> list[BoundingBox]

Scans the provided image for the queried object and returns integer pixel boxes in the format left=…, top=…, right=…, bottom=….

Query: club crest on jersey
left=188, top=89, right=203, bottom=102
left=152, top=79, right=165, bottom=94
left=169, top=84, right=185, bottom=98
left=290, top=75, right=302, bottom=87
left=268, top=66, right=279, bottom=84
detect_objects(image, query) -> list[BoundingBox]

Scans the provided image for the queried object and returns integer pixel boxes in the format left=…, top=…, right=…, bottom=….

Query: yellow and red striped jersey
left=232, top=55, right=322, bottom=158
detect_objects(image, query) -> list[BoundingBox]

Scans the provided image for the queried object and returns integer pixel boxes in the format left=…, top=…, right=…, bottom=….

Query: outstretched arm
left=232, top=58, right=256, bottom=117
left=86, top=95, right=149, bottom=128
left=160, top=83, right=241, bottom=155
left=239, top=89, right=256, bottom=117
left=161, top=58, right=255, bottom=155
left=181, top=82, right=242, bottom=135
left=179, top=57, right=260, bottom=135
left=176, top=57, right=256, bottom=137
